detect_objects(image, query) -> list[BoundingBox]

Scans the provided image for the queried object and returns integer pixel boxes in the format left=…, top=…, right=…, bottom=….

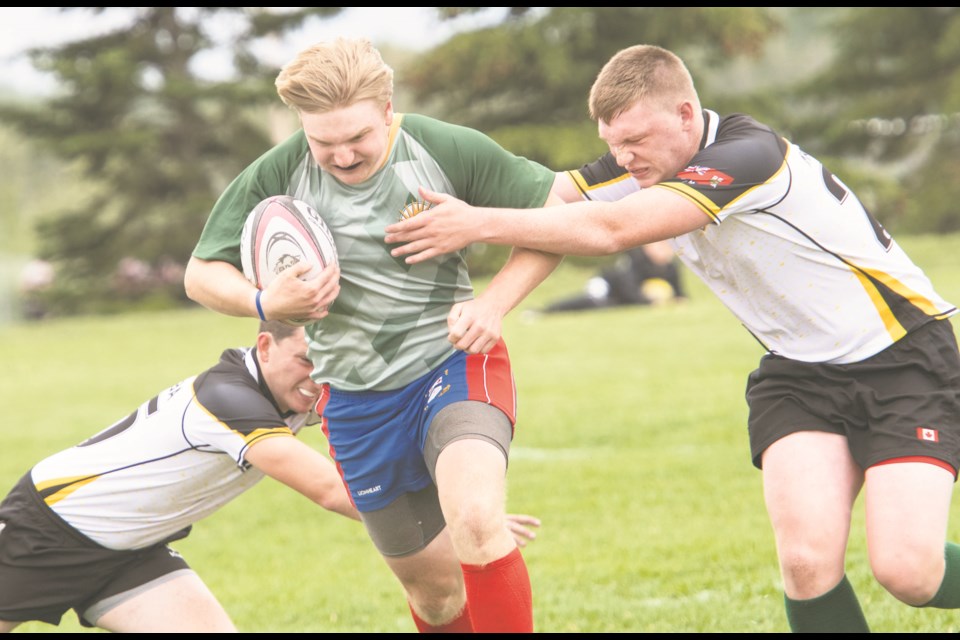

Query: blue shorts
left=316, top=339, right=517, bottom=512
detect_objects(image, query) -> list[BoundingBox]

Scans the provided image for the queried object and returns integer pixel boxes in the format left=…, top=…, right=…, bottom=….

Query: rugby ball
left=240, top=195, right=338, bottom=326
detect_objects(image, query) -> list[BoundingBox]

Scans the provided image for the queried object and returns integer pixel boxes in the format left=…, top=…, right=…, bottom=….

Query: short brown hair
left=275, top=37, right=394, bottom=114
left=588, top=45, right=698, bottom=123
left=258, top=320, right=301, bottom=343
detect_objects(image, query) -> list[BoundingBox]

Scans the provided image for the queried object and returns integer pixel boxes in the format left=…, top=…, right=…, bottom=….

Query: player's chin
left=290, top=391, right=319, bottom=414
left=328, top=163, right=368, bottom=185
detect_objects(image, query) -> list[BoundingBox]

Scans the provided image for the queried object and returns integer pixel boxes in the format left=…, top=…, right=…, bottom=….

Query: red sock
left=461, top=547, right=533, bottom=633
left=408, top=601, right=474, bottom=633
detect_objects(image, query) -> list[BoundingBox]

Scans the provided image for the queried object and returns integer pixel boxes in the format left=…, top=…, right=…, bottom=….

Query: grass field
left=2, top=233, right=959, bottom=633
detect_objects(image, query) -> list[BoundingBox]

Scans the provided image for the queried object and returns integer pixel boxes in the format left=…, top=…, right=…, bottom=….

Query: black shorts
left=0, top=473, right=191, bottom=627
left=746, top=318, right=960, bottom=473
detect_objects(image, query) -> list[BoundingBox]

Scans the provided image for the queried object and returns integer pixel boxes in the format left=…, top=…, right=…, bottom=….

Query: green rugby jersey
left=193, top=113, right=554, bottom=390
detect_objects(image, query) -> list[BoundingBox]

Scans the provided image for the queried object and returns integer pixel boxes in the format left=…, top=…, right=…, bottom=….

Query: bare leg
left=865, top=461, right=954, bottom=605
left=435, top=439, right=514, bottom=565
left=762, top=431, right=863, bottom=599
left=436, top=438, right=533, bottom=632
left=382, top=529, right=467, bottom=626
left=93, top=572, right=237, bottom=633
left=0, top=620, right=20, bottom=633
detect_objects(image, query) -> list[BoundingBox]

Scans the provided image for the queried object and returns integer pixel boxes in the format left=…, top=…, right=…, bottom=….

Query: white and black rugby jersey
left=566, top=109, right=956, bottom=364
left=30, top=348, right=308, bottom=550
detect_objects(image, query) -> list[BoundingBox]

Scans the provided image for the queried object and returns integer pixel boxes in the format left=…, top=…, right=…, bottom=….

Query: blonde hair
left=588, top=45, right=698, bottom=123
left=275, top=38, right=394, bottom=113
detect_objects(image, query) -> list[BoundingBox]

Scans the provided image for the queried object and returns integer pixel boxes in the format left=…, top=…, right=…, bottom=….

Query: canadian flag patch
left=917, top=427, right=940, bottom=442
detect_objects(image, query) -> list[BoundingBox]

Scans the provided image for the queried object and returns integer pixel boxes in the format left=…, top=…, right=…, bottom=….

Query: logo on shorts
left=917, top=427, right=940, bottom=442
left=0, top=522, right=5, bottom=536
left=426, top=375, right=451, bottom=405
left=167, top=547, right=183, bottom=559
left=357, top=485, right=382, bottom=496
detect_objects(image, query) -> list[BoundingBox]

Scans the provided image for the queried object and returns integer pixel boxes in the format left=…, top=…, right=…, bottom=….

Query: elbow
left=182, top=257, right=203, bottom=304
left=314, top=492, right=350, bottom=515
left=590, top=233, right=634, bottom=257
left=609, top=233, right=637, bottom=254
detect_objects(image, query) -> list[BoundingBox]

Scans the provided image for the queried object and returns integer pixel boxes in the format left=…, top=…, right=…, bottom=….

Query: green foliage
left=4, top=7, right=958, bottom=321
left=485, top=120, right=606, bottom=173
left=787, top=7, right=960, bottom=233
left=404, top=8, right=781, bottom=134
left=2, top=232, right=959, bottom=633
left=0, top=8, right=346, bottom=317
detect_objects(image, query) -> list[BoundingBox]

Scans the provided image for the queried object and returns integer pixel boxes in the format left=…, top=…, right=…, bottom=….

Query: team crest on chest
left=679, top=165, right=733, bottom=189
left=399, top=199, right=432, bottom=221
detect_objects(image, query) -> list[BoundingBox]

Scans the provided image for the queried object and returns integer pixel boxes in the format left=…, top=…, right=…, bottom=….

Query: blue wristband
left=255, top=290, right=266, bottom=321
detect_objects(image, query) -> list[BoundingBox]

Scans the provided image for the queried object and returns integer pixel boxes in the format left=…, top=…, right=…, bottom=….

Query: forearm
left=247, top=438, right=361, bottom=521
left=480, top=188, right=708, bottom=256
left=184, top=256, right=259, bottom=318
left=481, top=248, right=563, bottom=314
left=479, top=202, right=626, bottom=256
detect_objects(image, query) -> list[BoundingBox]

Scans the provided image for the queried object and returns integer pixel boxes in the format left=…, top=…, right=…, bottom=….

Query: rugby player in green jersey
left=185, top=38, right=564, bottom=633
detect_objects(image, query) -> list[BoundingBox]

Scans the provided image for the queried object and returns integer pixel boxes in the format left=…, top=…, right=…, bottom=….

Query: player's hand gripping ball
left=240, top=195, right=338, bottom=326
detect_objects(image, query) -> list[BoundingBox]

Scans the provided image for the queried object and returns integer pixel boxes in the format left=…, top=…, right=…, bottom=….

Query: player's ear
left=678, top=100, right=696, bottom=127
left=384, top=100, right=394, bottom=125
left=256, top=332, right=274, bottom=363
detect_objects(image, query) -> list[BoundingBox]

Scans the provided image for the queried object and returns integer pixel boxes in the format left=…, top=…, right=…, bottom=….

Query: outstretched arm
left=245, top=435, right=360, bottom=520
left=384, top=185, right=709, bottom=264
left=443, top=192, right=565, bottom=354
left=245, top=436, right=543, bottom=547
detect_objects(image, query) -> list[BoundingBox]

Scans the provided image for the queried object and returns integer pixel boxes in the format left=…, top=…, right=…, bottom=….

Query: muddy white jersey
left=568, top=109, right=956, bottom=364
left=29, top=348, right=307, bottom=550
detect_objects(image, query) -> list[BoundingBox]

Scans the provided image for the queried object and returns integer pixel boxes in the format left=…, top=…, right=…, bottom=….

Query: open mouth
left=297, top=386, right=319, bottom=401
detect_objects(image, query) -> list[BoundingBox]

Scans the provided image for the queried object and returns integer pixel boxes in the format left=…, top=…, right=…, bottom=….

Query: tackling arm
left=385, top=186, right=710, bottom=263
left=445, top=192, right=565, bottom=354
left=244, top=434, right=542, bottom=545
left=244, top=435, right=360, bottom=520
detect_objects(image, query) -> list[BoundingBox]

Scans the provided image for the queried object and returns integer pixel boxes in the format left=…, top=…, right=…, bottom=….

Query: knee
left=406, top=576, right=466, bottom=625
left=448, top=503, right=502, bottom=551
left=778, top=547, right=846, bottom=598
left=871, top=549, right=943, bottom=606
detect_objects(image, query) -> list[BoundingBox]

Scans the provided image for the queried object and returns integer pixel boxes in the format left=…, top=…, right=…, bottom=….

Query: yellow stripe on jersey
left=36, top=475, right=99, bottom=506
left=191, top=387, right=290, bottom=444
left=245, top=427, right=294, bottom=446
left=385, top=114, right=404, bottom=170
left=653, top=182, right=722, bottom=222
left=850, top=268, right=907, bottom=342
left=569, top=169, right=635, bottom=198
left=860, top=265, right=949, bottom=318
left=567, top=169, right=590, bottom=195
left=852, top=263, right=950, bottom=341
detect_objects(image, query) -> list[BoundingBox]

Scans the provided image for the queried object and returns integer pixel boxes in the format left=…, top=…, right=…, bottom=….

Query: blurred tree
left=7, top=7, right=954, bottom=317
left=404, top=7, right=782, bottom=168
left=413, top=7, right=960, bottom=241
left=0, top=7, right=342, bottom=315
left=785, top=7, right=960, bottom=233
left=406, top=7, right=783, bottom=274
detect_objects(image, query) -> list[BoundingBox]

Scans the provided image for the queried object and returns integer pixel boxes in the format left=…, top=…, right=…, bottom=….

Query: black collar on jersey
left=699, top=109, right=720, bottom=151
